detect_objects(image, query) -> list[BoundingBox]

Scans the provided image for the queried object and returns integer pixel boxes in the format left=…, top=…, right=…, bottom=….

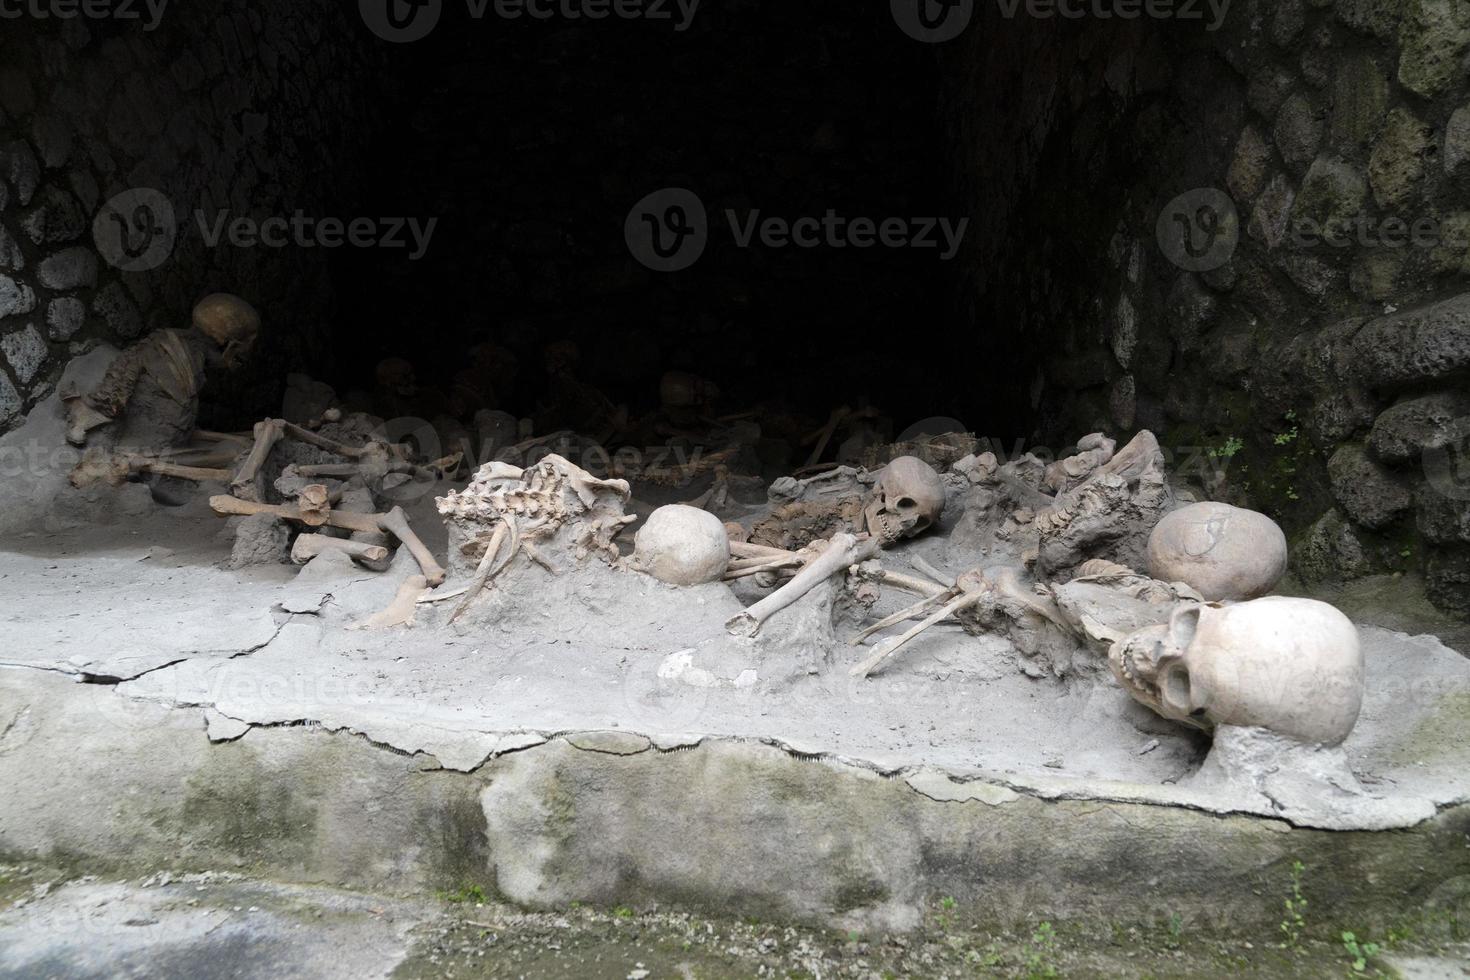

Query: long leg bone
left=910, top=556, right=956, bottom=589
left=127, top=457, right=232, bottom=483
left=231, top=419, right=285, bottom=492
left=377, top=506, right=448, bottom=587
left=725, top=532, right=882, bottom=637
left=849, top=589, right=956, bottom=646
left=449, top=519, right=515, bottom=625
left=851, top=589, right=988, bottom=679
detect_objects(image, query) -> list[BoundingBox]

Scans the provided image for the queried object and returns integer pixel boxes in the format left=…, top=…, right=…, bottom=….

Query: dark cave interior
left=317, top=1, right=1000, bottom=446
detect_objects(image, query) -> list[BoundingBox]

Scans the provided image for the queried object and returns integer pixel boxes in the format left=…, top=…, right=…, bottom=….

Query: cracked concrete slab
left=3, top=501, right=1469, bottom=828
left=0, top=875, right=438, bottom=980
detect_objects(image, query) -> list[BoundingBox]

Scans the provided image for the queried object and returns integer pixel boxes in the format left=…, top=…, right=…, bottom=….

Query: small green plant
left=1024, top=921, right=1060, bottom=979
left=940, top=895, right=958, bottom=912
left=1275, top=412, right=1300, bottom=447
left=1281, top=861, right=1308, bottom=949
left=1209, top=436, right=1246, bottom=459
left=439, top=883, right=488, bottom=904
left=1164, top=912, right=1185, bottom=949
left=1342, top=931, right=1382, bottom=973
left=612, top=905, right=635, bottom=919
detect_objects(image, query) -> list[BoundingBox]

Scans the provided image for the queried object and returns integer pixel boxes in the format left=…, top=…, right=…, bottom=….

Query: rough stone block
left=92, top=281, right=144, bottom=340
left=1274, top=94, right=1324, bottom=174
left=1336, top=0, right=1405, bottom=38
left=1370, top=392, right=1470, bottom=463
left=21, top=186, right=86, bottom=246
left=1420, top=493, right=1470, bottom=545
left=0, top=370, right=18, bottom=425
left=46, top=297, right=87, bottom=342
left=1329, top=444, right=1414, bottom=529
left=1248, top=174, right=1296, bottom=249
left=1294, top=156, right=1367, bottom=227
left=1292, top=508, right=1374, bottom=584
left=1369, top=108, right=1434, bottom=208
left=1, top=140, right=39, bottom=206
left=1427, top=546, right=1470, bottom=616
left=1227, top=125, right=1272, bottom=201
left=1397, top=0, right=1470, bottom=98
left=1349, top=293, right=1470, bottom=387
left=37, top=248, right=98, bottom=290
left=1446, top=106, right=1470, bottom=177
left=0, top=275, right=37, bottom=320
left=1330, top=54, right=1390, bottom=149
left=0, top=324, right=48, bottom=385
left=0, top=224, right=23, bottom=272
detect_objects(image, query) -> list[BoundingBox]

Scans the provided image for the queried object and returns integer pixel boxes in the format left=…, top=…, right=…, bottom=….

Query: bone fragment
left=725, top=533, right=882, bottom=636
left=210, top=495, right=446, bottom=586
left=230, top=418, right=285, bottom=491
left=351, top=575, right=428, bottom=630
left=290, top=534, right=390, bottom=565
left=449, top=520, right=514, bottom=625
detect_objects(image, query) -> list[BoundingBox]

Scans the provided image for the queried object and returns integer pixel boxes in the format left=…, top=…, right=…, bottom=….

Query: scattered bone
left=352, top=575, right=429, bottom=630
left=210, top=495, right=446, bottom=586
left=852, top=569, right=992, bottom=678
left=230, top=418, right=286, bottom=495
left=290, top=534, right=390, bottom=566
left=449, top=519, right=517, bottom=624
left=910, top=555, right=956, bottom=589
left=726, top=532, right=882, bottom=637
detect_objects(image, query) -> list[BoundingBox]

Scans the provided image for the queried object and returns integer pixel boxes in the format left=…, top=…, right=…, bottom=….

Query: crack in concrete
left=10, top=660, right=1459, bottom=831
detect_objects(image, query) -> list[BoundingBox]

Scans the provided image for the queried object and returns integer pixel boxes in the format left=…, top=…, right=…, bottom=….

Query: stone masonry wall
left=0, top=0, right=381, bottom=431
left=945, top=0, right=1470, bottom=617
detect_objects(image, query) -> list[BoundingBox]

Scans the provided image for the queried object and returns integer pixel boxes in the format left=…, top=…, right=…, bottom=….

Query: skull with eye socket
left=862, top=456, right=946, bottom=545
left=1110, top=597, right=1364, bottom=747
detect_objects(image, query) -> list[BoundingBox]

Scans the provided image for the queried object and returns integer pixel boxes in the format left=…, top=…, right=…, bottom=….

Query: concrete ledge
left=4, top=669, right=1468, bottom=935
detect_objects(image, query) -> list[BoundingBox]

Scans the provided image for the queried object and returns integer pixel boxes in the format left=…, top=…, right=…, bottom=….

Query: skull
left=1147, top=502, right=1288, bottom=602
left=193, top=293, right=260, bottom=369
left=862, top=456, right=946, bottom=544
left=1111, top=597, right=1364, bottom=747
left=630, top=504, right=731, bottom=587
